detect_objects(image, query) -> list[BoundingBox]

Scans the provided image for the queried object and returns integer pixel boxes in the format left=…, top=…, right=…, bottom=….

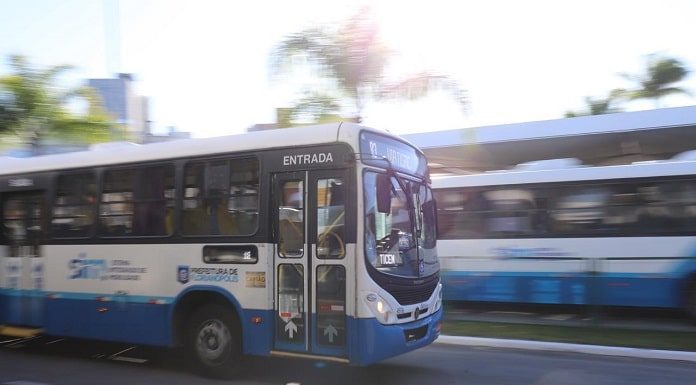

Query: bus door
left=273, top=170, right=349, bottom=357
left=1, top=192, right=45, bottom=327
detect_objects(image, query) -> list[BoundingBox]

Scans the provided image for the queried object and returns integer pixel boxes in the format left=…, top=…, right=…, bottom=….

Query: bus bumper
left=351, top=307, right=443, bottom=365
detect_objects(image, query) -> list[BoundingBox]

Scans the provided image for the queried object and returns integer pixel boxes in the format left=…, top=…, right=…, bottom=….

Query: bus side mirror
left=422, top=200, right=438, bottom=238
left=376, top=174, right=392, bottom=214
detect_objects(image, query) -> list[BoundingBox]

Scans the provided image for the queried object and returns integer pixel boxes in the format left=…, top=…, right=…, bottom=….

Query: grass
left=442, top=320, right=696, bottom=351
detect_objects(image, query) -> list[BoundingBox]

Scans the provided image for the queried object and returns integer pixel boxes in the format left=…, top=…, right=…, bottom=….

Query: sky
left=1, top=0, right=695, bottom=138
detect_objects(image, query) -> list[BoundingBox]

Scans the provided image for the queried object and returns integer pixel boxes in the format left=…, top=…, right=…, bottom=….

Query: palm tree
left=270, top=7, right=466, bottom=124
left=0, top=55, right=116, bottom=147
left=282, top=91, right=342, bottom=125
left=565, top=89, right=624, bottom=118
left=0, top=91, right=19, bottom=131
left=619, top=54, right=691, bottom=108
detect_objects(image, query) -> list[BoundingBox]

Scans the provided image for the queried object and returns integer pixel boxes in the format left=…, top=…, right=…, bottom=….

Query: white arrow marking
left=323, top=324, right=338, bottom=343
left=285, top=320, right=298, bottom=339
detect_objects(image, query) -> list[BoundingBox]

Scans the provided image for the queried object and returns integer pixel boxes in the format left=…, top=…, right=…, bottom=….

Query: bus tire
left=188, top=304, right=243, bottom=378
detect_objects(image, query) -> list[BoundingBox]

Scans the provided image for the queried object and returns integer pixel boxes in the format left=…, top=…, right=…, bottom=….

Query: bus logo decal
left=178, top=265, right=190, bottom=284
left=181, top=266, right=239, bottom=283
left=245, top=271, right=266, bottom=288
left=68, top=255, right=107, bottom=280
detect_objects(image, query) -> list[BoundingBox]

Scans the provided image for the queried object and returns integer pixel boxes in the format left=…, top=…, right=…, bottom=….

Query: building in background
left=88, top=73, right=149, bottom=142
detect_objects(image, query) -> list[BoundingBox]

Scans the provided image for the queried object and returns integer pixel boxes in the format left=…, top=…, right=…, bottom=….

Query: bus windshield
left=364, top=171, right=438, bottom=278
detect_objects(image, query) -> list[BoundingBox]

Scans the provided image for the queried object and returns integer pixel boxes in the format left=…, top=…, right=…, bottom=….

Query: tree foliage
left=285, top=91, right=342, bottom=124
left=619, top=54, right=691, bottom=107
left=0, top=55, right=117, bottom=146
left=270, top=7, right=466, bottom=124
left=565, top=89, right=624, bottom=118
left=565, top=55, right=692, bottom=118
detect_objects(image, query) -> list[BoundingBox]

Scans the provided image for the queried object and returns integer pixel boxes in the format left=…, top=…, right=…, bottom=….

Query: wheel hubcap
left=196, top=319, right=231, bottom=363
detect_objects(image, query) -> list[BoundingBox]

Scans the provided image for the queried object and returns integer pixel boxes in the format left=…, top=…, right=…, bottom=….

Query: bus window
left=484, top=189, right=535, bottom=236
left=52, top=172, right=95, bottom=238
left=434, top=189, right=488, bottom=239
left=602, top=186, right=641, bottom=231
left=277, top=264, right=305, bottom=343
left=100, top=165, right=174, bottom=237
left=100, top=169, right=135, bottom=236
left=551, top=187, right=611, bottom=234
left=640, top=180, right=696, bottom=233
left=182, top=158, right=259, bottom=236
left=279, top=180, right=304, bottom=257
left=316, top=265, right=346, bottom=346
left=316, top=178, right=345, bottom=259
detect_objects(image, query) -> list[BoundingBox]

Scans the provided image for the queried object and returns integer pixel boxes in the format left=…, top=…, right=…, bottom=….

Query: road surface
left=1, top=335, right=695, bottom=385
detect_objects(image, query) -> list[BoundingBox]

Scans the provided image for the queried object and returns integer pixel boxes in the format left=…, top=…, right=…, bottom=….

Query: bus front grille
left=385, top=274, right=438, bottom=305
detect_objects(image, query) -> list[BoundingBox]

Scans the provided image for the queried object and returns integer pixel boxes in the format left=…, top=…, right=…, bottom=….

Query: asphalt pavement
left=3, top=336, right=696, bottom=385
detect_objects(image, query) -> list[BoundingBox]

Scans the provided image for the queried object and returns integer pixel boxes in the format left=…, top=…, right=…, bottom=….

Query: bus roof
left=432, top=156, right=696, bottom=188
left=0, top=123, right=398, bottom=176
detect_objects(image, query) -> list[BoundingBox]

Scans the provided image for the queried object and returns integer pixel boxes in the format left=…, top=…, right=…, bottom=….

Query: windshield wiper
left=391, top=174, right=423, bottom=276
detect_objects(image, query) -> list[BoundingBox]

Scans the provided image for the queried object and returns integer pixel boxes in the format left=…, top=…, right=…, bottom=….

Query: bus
left=0, top=123, right=442, bottom=377
left=432, top=155, right=696, bottom=317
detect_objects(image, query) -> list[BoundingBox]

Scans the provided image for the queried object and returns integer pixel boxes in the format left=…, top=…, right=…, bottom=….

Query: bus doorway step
left=0, top=325, right=43, bottom=338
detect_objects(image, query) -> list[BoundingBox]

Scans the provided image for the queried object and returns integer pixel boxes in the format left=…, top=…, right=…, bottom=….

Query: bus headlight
left=365, top=293, right=394, bottom=324
left=433, top=283, right=443, bottom=313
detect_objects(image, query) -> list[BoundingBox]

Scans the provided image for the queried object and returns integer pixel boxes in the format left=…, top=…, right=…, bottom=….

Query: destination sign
left=359, top=131, right=427, bottom=175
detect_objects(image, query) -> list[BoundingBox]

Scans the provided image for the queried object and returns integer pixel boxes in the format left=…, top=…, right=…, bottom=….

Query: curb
left=435, top=335, right=696, bottom=363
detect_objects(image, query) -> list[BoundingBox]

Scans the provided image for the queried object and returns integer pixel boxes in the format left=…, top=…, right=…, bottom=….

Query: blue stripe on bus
left=441, top=271, right=682, bottom=307
left=43, top=296, right=172, bottom=346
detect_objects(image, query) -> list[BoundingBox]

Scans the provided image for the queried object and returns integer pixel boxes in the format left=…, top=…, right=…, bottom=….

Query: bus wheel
left=189, top=304, right=242, bottom=378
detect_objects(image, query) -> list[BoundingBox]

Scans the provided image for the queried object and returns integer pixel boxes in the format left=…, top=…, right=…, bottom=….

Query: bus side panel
left=442, top=270, right=688, bottom=308
left=442, top=271, right=591, bottom=305
left=41, top=244, right=272, bottom=349
left=240, top=308, right=274, bottom=356
left=439, top=238, right=696, bottom=308
left=596, top=275, right=680, bottom=307
left=44, top=295, right=276, bottom=351
left=44, top=294, right=171, bottom=346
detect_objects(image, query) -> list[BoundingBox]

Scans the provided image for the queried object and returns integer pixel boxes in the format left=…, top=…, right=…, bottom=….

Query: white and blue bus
left=0, top=123, right=442, bottom=376
left=433, top=155, right=696, bottom=316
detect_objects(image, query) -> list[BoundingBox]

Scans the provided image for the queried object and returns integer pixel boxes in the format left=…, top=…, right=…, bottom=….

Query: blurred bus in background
left=433, top=152, right=696, bottom=317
